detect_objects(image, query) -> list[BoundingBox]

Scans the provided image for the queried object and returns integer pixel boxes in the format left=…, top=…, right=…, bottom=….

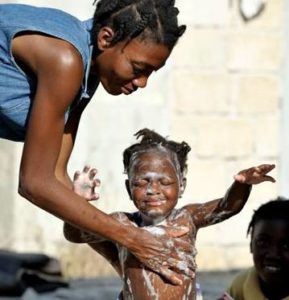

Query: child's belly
left=123, top=266, right=196, bottom=300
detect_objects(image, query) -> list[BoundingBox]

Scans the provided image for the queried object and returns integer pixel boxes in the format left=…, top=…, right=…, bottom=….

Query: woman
left=0, top=0, right=191, bottom=284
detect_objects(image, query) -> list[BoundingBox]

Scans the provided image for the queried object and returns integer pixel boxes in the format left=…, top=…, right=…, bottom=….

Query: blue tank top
left=0, top=4, right=97, bottom=141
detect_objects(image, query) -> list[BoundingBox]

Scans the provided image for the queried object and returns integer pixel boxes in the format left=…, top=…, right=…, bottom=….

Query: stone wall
left=0, top=0, right=285, bottom=278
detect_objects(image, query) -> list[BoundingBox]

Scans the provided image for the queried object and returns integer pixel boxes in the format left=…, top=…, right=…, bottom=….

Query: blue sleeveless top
left=0, top=4, right=97, bottom=141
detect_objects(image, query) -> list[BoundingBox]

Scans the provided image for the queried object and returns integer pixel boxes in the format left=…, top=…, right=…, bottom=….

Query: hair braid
left=123, top=128, right=191, bottom=175
left=92, top=0, right=186, bottom=53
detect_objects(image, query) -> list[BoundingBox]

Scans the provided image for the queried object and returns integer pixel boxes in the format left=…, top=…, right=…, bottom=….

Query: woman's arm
left=185, top=164, right=275, bottom=228
left=11, top=33, right=192, bottom=285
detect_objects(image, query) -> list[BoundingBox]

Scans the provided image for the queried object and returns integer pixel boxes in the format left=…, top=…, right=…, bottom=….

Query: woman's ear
left=125, top=179, right=133, bottom=200
left=179, top=177, right=187, bottom=197
left=97, top=26, right=115, bottom=50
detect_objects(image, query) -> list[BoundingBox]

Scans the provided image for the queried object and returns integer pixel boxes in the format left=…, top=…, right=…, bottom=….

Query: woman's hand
left=129, top=225, right=196, bottom=285
left=73, top=166, right=101, bottom=201
left=234, top=164, right=275, bottom=185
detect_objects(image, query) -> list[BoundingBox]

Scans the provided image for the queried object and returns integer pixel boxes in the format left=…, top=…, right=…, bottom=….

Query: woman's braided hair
left=92, top=0, right=186, bottom=50
left=123, top=128, right=191, bottom=175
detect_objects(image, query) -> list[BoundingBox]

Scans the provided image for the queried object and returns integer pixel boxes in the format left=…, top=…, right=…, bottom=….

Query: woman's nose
left=132, top=75, right=148, bottom=89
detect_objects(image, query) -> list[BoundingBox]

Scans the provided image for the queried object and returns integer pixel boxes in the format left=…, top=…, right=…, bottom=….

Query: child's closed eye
left=161, top=180, right=174, bottom=186
left=133, top=179, right=148, bottom=187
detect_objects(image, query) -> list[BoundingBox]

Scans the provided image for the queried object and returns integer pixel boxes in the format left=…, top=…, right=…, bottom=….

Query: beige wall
left=0, top=0, right=285, bottom=277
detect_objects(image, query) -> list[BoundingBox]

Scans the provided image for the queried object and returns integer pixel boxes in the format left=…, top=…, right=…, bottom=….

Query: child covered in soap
left=64, top=129, right=275, bottom=300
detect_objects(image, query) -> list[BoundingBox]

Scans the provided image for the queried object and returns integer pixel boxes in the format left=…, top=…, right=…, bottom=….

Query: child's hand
left=73, top=165, right=101, bottom=201
left=234, top=164, right=275, bottom=185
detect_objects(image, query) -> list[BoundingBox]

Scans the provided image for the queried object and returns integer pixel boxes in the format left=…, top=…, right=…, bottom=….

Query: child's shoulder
left=110, top=211, right=140, bottom=227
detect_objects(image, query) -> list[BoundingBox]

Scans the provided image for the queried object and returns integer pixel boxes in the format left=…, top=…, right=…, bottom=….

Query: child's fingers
left=89, top=168, right=98, bottom=179
left=262, top=175, right=276, bottom=183
left=93, top=179, right=101, bottom=187
left=83, top=165, right=90, bottom=173
left=90, top=193, right=99, bottom=200
left=257, top=163, right=275, bottom=174
left=73, top=170, right=81, bottom=181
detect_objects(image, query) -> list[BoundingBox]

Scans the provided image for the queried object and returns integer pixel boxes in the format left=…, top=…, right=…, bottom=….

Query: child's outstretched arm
left=185, top=164, right=275, bottom=228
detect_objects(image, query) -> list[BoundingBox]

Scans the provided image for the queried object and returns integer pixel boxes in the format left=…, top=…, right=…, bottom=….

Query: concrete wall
left=0, top=0, right=286, bottom=278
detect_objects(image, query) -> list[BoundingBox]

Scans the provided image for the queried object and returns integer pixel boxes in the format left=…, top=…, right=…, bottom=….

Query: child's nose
left=267, top=244, right=281, bottom=258
left=147, top=182, right=160, bottom=194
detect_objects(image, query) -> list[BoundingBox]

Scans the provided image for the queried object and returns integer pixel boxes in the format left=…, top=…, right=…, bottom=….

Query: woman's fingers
left=166, top=257, right=196, bottom=278
left=170, top=238, right=194, bottom=253
left=157, top=267, right=183, bottom=285
left=165, top=226, right=189, bottom=238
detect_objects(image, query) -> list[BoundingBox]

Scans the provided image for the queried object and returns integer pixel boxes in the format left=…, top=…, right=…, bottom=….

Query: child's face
left=127, top=150, right=183, bottom=225
left=251, top=219, right=289, bottom=285
left=94, top=29, right=171, bottom=96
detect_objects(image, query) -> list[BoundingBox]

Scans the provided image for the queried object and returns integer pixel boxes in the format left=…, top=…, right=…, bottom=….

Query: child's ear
left=125, top=179, right=133, bottom=200
left=97, top=26, right=115, bottom=50
left=179, top=177, right=187, bottom=197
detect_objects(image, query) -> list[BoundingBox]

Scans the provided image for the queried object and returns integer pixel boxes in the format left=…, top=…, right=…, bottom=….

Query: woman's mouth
left=121, top=86, right=134, bottom=95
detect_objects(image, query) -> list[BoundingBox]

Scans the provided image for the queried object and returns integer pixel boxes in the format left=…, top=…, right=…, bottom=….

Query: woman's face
left=93, top=33, right=171, bottom=95
left=251, top=219, right=289, bottom=286
left=127, top=150, right=184, bottom=225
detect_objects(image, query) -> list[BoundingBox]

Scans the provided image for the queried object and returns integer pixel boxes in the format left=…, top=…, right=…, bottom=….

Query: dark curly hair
left=247, top=197, right=289, bottom=236
left=92, top=0, right=186, bottom=52
left=123, top=128, right=191, bottom=176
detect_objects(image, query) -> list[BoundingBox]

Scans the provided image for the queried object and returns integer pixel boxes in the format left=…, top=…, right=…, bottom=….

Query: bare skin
left=9, top=30, right=189, bottom=284
left=64, top=151, right=275, bottom=300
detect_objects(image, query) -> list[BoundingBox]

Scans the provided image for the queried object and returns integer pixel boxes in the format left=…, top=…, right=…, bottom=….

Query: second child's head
left=247, top=198, right=289, bottom=290
left=123, top=129, right=191, bottom=225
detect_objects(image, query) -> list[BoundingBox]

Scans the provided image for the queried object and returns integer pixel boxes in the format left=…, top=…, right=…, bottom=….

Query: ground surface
left=0, top=270, right=241, bottom=300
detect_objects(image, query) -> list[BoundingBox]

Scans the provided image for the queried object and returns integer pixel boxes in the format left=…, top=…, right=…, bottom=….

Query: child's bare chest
left=118, top=209, right=198, bottom=300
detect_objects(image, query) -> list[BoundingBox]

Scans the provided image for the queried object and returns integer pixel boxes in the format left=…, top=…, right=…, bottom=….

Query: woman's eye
left=133, top=67, right=143, bottom=76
